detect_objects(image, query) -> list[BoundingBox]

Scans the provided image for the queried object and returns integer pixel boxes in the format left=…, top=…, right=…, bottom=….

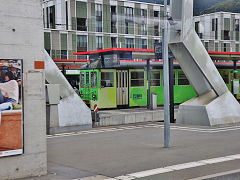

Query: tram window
left=86, top=72, right=89, bottom=88
left=221, top=72, right=229, bottom=84
left=178, top=71, right=190, bottom=85
left=131, top=71, right=144, bottom=87
left=151, top=71, right=161, bottom=86
left=101, top=72, right=114, bottom=88
left=80, top=72, right=85, bottom=88
left=91, top=71, right=98, bottom=88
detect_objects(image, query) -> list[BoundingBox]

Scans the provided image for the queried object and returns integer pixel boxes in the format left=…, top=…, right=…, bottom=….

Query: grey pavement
left=22, top=122, right=240, bottom=180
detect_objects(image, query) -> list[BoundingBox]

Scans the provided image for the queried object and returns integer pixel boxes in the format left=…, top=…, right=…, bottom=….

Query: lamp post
left=163, top=0, right=170, bottom=148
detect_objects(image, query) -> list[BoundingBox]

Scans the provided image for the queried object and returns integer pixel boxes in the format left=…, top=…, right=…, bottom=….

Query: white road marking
left=127, top=168, right=172, bottom=178
left=108, top=154, right=240, bottom=180
left=47, top=123, right=240, bottom=139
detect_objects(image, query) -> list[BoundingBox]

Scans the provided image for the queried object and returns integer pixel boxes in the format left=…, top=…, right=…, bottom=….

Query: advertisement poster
left=0, top=59, right=23, bottom=157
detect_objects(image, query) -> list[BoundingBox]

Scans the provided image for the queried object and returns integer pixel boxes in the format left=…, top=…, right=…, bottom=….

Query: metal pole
left=234, top=60, right=237, bottom=99
left=169, top=57, right=175, bottom=123
left=147, top=58, right=151, bottom=109
left=163, top=0, right=170, bottom=148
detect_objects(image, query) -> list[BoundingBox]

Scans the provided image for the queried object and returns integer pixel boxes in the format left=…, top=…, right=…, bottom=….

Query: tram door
left=116, top=70, right=129, bottom=106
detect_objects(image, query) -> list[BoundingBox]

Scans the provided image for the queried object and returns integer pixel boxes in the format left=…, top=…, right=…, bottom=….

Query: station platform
left=93, top=106, right=178, bottom=127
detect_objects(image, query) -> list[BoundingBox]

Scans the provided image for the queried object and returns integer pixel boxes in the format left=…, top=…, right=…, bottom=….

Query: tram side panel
left=89, top=69, right=117, bottom=110
left=149, top=70, right=164, bottom=105
left=173, top=70, right=197, bottom=103
left=129, top=69, right=148, bottom=107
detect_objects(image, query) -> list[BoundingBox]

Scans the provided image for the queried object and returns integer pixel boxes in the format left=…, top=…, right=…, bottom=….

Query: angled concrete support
left=44, top=51, right=92, bottom=128
left=169, top=0, right=240, bottom=126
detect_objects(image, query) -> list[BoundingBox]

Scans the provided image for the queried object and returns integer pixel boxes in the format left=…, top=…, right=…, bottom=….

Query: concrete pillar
left=0, top=1, right=47, bottom=179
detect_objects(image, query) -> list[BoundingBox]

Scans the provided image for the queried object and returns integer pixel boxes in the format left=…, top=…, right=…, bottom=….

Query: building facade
left=194, top=12, right=240, bottom=52
left=42, top=0, right=164, bottom=61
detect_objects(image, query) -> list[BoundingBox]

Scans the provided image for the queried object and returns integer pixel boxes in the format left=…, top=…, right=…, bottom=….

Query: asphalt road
left=38, top=122, right=240, bottom=180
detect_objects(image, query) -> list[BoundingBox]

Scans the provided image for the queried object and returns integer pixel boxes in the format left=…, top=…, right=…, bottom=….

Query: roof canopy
left=208, top=51, right=240, bottom=61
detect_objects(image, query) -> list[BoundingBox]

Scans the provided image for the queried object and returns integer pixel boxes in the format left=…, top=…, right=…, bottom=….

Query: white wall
left=0, top=0, right=47, bottom=179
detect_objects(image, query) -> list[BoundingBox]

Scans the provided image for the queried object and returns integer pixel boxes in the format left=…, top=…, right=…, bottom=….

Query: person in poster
left=0, top=60, right=23, bottom=157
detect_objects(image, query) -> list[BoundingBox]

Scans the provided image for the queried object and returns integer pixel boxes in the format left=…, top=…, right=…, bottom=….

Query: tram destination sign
left=103, top=54, right=120, bottom=68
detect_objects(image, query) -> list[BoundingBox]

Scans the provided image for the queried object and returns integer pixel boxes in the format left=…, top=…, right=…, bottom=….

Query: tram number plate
left=133, top=94, right=143, bottom=100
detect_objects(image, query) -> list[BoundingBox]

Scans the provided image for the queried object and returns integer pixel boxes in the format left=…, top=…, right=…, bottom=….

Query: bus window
left=151, top=71, right=161, bottom=86
left=178, top=71, right=190, bottom=85
left=86, top=72, right=89, bottom=88
left=131, top=71, right=144, bottom=87
left=101, top=72, right=114, bottom=88
left=91, top=71, right=98, bottom=88
left=80, top=72, right=85, bottom=88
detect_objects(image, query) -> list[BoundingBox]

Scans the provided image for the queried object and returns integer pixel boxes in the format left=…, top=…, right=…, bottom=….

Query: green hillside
left=201, top=0, right=240, bottom=14
left=194, top=0, right=227, bottom=15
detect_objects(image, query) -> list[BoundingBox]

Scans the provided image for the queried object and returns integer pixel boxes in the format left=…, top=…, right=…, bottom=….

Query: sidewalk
left=94, top=106, right=178, bottom=127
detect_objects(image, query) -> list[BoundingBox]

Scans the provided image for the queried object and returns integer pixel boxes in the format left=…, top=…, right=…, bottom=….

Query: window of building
left=215, top=42, right=219, bottom=51
left=205, top=42, right=209, bottom=51
left=195, top=21, right=199, bottom=34
left=125, top=38, right=134, bottom=48
left=49, top=6, right=55, bottom=29
left=236, top=44, right=240, bottom=52
left=77, top=35, right=87, bottom=52
left=95, top=4, right=102, bottom=32
left=151, top=71, right=160, bottom=86
left=77, top=18, right=87, bottom=31
left=111, top=22, right=117, bottom=33
left=96, top=36, right=103, bottom=50
left=80, top=72, right=85, bottom=88
left=131, top=71, right=144, bottom=87
left=61, top=50, right=67, bottom=59
left=111, top=37, right=117, bottom=48
left=125, top=22, right=129, bottom=34
left=101, top=72, right=114, bottom=88
left=215, top=18, right=218, bottom=31
left=96, top=20, right=102, bottom=32
left=223, top=43, right=230, bottom=52
left=124, top=7, right=133, bottom=20
left=111, top=6, right=116, bottom=14
left=96, top=4, right=102, bottom=17
left=212, top=18, right=218, bottom=31
left=224, top=30, right=230, bottom=40
left=65, top=1, right=68, bottom=30
left=235, top=19, right=239, bottom=31
left=178, top=71, right=189, bottom=85
left=154, top=11, right=159, bottom=18
left=141, top=39, right=147, bottom=49
left=141, top=23, right=147, bottom=35
left=111, top=6, right=117, bottom=33
left=43, top=8, right=45, bottom=28
left=141, top=9, right=145, bottom=17
left=91, top=71, right=98, bottom=88
left=154, top=25, right=159, bottom=36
